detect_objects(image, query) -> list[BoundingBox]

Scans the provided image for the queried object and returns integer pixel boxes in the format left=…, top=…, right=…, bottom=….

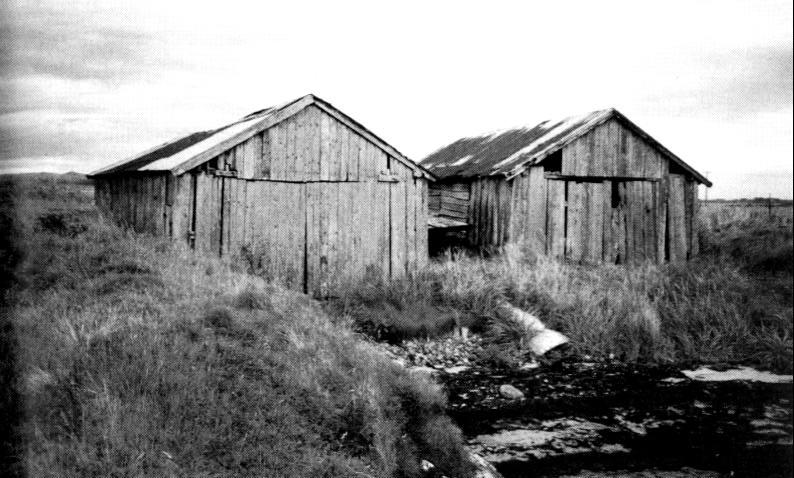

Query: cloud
left=1, top=1, right=183, bottom=85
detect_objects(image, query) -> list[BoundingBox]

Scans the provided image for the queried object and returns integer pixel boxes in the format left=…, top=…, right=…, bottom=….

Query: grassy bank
left=3, top=175, right=472, bottom=478
left=336, top=207, right=793, bottom=373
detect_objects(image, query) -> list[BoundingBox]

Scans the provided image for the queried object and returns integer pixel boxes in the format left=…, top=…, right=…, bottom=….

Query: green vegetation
left=3, top=174, right=473, bottom=478
left=337, top=206, right=793, bottom=373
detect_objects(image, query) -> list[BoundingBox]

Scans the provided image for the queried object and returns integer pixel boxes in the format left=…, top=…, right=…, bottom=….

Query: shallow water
left=440, top=360, right=793, bottom=477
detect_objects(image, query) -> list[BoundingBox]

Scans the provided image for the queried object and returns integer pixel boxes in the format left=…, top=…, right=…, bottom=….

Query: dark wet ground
left=439, top=358, right=793, bottom=478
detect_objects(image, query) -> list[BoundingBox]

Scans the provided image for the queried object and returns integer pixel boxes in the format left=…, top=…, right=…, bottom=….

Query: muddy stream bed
left=438, top=359, right=793, bottom=477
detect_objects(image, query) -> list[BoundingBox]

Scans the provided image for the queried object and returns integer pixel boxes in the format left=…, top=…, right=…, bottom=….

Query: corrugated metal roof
left=421, top=108, right=711, bottom=186
left=89, top=95, right=434, bottom=179
left=421, top=109, right=612, bottom=178
left=89, top=98, right=298, bottom=177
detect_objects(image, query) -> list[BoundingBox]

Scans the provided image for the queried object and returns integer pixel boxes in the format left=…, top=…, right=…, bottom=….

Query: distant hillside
left=0, top=171, right=91, bottom=186
left=702, top=198, right=793, bottom=207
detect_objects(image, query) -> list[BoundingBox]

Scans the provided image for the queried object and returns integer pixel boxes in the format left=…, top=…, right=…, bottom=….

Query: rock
left=518, top=361, right=540, bottom=370
left=420, top=459, right=435, bottom=472
left=498, top=384, right=524, bottom=400
left=444, top=365, right=470, bottom=374
left=410, top=366, right=439, bottom=379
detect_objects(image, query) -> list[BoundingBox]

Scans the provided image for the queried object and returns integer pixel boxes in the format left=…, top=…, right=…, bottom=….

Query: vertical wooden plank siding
left=587, top=182, right=604, bottom=263
left=546, top=179, right=565, bottom=257
left=565, top=182, right=584, bottom=261
left=602, top=181, right=615, bottom=263
left=416, top=180, right=429, bottom=268
left=656, top=163, right=669, bottom=263
left=667, top=174, right=687, bottom=262
left=614, top=183, right=628, bottom=263
left=689, top=181, right=699, bottom=257
left=95, top=104, right=432, bottom=294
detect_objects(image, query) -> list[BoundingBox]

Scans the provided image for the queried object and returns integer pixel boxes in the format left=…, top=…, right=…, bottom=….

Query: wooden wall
left=212, top=105, right=392, bottom=182
left=561, top=118, right=664, bottom=178
left=95, top=174, right=171, bottom=236
left=446, top=119, right=701, bottom=263
left=189, top=105, right=427, bottom=295
left=467, top=177, right=513, bottom=250
left=509, top=165, right=546, bottom=252
left=94, top=104, right=429, bottom=296
left=428, top=182, right=470, bottom=222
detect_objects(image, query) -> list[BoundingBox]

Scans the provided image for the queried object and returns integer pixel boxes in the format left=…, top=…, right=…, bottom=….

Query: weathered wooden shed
left=89, top=94, right=433, bottom=295
left=421, top=108, right=711, bottom=263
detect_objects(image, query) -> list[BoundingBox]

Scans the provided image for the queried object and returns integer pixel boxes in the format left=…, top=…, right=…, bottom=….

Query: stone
left=420, top=459, right=435, bottom=472
left=498, top=384, right=524, bottom=400
left=444, top=365, right=470, bottom=374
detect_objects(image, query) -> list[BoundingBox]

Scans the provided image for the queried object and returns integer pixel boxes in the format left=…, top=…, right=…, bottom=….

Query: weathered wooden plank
left=667, top=175, right=687, bottom=262
left=174, top=175, right=190, bottom=245
left=152, top=175, right=164, bottom=235
left=307, top=106, right=321, bottom=180
left=602, top=181, right=615, bottom=263
left=592, top=124, right=605, bottom=177
left=523, top=166, right=546, bottom=254
left=565, top=181, right=584, bottom=262
left=342, top=122, right=353, bottom=181
left=547, top=179, right=565, bottom=258
left=287, top=117, right=299, bottom=180
left=486, top=180, right=495, bottom=247
left=390, top=180, right=406, bottom=277
left=331, top=116, right=342, bottom=181
left=643, top=181, right=654, bottom=261
left=656, top=172, right=668, bottom=263
left=616, top=125, right=628, bottom=177
left=133, top=176, right=144, bottom=233
left=321, top=114, right=334, bottom=180
left=561, top=138, right=576, bottom=176
left=416, top=179, right=429, bottom=269
left=614, top=182, right=628, bottom=264
left=405, top=179, right=417, bottom=275
left=683, top=178, right=694, bottom=260
left=629, top=181, right=643, bottom=263
left=690, top=181, right=699, bottom=257
left=508, top=174, right=523, bottom=242
left=376, top=182, right=391, bottom=280
left=607, top=120, right=621, bottom=176
left=136, top=177, right=146, bottom=233
left=294, top=112, right=306, bottom=181
left=587, top=182, right=604, bottom=263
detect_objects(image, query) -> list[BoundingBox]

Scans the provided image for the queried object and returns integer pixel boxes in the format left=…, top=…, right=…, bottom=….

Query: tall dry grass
left=339, top=223, right=793, bottom=372
left=4, top=175, right=473, bottom=478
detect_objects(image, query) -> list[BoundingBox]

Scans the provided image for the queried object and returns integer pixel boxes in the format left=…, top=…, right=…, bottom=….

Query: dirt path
left=439, top=359, right=793, bottom=477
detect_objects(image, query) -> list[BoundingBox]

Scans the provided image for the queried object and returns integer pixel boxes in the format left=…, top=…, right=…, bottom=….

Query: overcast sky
left=1, top=0, right=792, bottom=198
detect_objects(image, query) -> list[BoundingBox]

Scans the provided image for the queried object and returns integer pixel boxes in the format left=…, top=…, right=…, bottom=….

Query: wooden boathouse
left=421, top=108, right=711, bottom=263
left=89, top=94, right=433, bottom=295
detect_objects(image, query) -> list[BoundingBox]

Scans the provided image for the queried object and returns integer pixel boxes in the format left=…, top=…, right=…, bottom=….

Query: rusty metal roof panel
left=421, top=108, right=711, bottom=186
left=421, top=109, right=613, bottom=179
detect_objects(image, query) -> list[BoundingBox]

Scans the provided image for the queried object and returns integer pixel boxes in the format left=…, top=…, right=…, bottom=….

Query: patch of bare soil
left=439, top=357, right=793, bottom=478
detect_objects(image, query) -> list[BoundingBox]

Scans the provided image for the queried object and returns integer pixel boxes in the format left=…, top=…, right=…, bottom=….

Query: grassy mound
left=4, top=176, right=473, bottom=478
